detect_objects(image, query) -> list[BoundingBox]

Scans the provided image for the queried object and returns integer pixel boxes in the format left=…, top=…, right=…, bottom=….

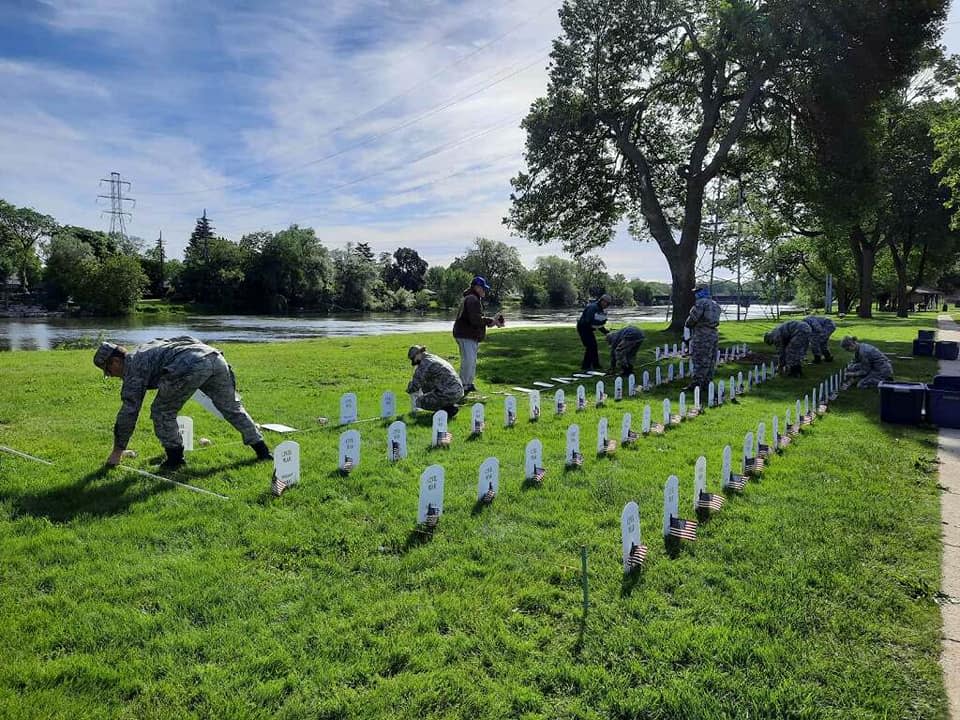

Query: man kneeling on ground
left=605, top=325, right=645, bottom=376
left=840, top=336, right=894, bottom=388
left=406, top=345, right=464, bottom=418
left=94, top=337, right=272, bottom=470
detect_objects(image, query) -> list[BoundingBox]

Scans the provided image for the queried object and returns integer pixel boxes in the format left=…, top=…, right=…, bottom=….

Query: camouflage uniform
left=113, top=337, right=263, bottom=451
left=685, top=296, right=721, bottom=386
left=766, top=321, right=812, bottom=370
left=605, top=326, right=645, bottom=374
left=847, top=342, right=893, bottom=388
left=804, top=316, right=836, bottom=360
left=406, top=352, right=464, bottom=411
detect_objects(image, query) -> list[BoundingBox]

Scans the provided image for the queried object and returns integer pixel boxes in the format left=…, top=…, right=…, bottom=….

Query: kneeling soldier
left=406, top=345, right=464, bottom=418
left=94, top=337, right=272, bottom=470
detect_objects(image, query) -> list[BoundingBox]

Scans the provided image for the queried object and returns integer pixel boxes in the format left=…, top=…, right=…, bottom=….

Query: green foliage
left=0, top=199, right=57, bottom=292
left=243, top=226, right=334, bottom=312
left=0, top=315, right=948, bottom=718
left=331, top=243, right=381, bottom=310
left=932, top=100, right=960, bottom=230
left=178, top=213, right=250, bottom=308
left=450, top=237, right=525, bottom=303
left=384, top=247, right=428, bottom=292
left=519, top=269, right=548, bottom=308
left=427, top=266, right=472, bottom=310
left=534, top=256, right=577, bottom=307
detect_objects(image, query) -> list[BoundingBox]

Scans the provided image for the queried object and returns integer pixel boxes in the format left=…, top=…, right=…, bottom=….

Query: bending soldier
left=94, top=337, right=272, bottom=470
left=605, top=325, right=645, bottom=376
left=840, top=336, right=894, bottom=388
left=763, top=320, right=812, bottom=377
left=804, top=316, right=837, bottom=363
left=684, top=287, right=721, bottom=392
left=406, top=345, right=464, bottom=418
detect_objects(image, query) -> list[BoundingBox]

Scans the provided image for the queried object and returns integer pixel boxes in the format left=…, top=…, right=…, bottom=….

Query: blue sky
left=1, top=0, right=959, bottom=282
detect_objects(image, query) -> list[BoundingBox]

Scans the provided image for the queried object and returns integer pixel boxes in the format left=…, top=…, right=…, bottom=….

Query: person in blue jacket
left=576, top=293, right=612, bottom=371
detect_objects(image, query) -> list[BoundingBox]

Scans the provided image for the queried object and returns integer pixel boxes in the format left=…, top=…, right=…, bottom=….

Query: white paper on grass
left=472, top=403, right=485, bottom=432
left=532, top=381, right=554, bottom=388
left=742, top=431, right=755, bottom=473
left=261, top=423, right=298, bottom=433
left=340, top=392, right=358, bottom=425
left=477, top=457, right=499, bottom=501
left=642, top=371, right=650, bottom=390
left=555, top=389, right=566, bottom=413
left=529, top=390, right=541, bottom=420
left=505, top=395, right=517, bottom=425
left=693, top=456, right=707, bottom=510
left=576, top=385, right=587, bottom=409
left=663, top=475, right=680, bottom=537
left=628, top=374, right=637, bottom=397
left=566, top=424, right=581, bottom=463
left=274, top=440, right=300, bottom=487
left=339, top=429, right=361, bottom=469
left=621, top=502, right=643, bottom=572
left=642, top=404, right=652, bottom=434
left=176, top=416, right=194, bottom=451
left=192, top=390, right=225, bottom=420
left=655, top=367, right=662, bottom=386
left=432, top=410, right=449, bottom=447
left=614, top=376, right=623, bottom=401
left=524, top=439, right=544, bottom=479
left=596, top=381, right=605, bottom=405
left=621, top=413, right=633, bottom=443
left=708, top=382, right=715, bottom=407
left=387, top=420, right=407, bottom=461
left=596, top=417, right=609, bottom=454
left=417, top=465, right=445, bottom=523
left=679, top=392, right=687, bottom=418
left=380, top=391, right=396, bottom=419
left=662, top=398, right=671, bottom=426
left=721, top=445, right=732, bottom=488
left=668, top=364, right=675, bottom=382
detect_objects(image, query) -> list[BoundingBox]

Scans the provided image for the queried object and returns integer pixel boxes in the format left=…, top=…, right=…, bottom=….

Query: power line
left=96, top=171, right=135, bottom=242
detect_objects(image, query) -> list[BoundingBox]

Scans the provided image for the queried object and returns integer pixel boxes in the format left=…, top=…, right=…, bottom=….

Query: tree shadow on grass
left=1, top=466, right=173, bottom=523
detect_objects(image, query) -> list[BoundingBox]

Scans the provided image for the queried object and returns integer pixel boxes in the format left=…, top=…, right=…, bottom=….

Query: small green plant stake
left=580, top=545, right=589, bottom=616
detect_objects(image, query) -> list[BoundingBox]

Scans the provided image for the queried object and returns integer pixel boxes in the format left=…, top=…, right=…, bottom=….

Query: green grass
left=0, top=313, right=948, bottom=719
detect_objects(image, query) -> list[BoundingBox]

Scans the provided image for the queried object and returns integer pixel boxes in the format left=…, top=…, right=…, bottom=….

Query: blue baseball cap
left=472, top=276, right=491, bottom=290
left=695, top=287, right=711, bottom=299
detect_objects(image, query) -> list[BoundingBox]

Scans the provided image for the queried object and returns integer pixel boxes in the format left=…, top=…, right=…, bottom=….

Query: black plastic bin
left=878, top=381, right=926, bottom=425
left=913, top=339, right=935, bottom=356
left=935, top=341, right=959, bottom=360
left=918, top=329, right=936, bottom=341
left=928, top=387, right=960, bottom=428
left=932, top=375, right=960, bottom=390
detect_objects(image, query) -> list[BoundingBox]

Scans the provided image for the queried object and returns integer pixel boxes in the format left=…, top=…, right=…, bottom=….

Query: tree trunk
left=849, top=225, right=876, bottom=319
left=837, top=286, right=850, bottom=315
left=667, top=251, right=696, bottom=334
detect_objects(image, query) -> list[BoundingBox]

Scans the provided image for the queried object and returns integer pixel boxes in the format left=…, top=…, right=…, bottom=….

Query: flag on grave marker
left=576, top=385, right=587, bottom=411
left=272, top=440, right=300, bottom=496
left=417, top=465, right=445, bottom=529
left=555, top=389, right=566, bottom=415
left=694, top=455, right=725, bottom=512
left=721, top=445, right=745, bottom=492
left=339, top=429, right=360, bottom=473
left=628, top=374, right=637, bottom=397
left=525, top=439, right=546, bottom=484
left=621, top=413, right=639, bottom=444
left=387, top=421, right=407, bottom=461
left=663, top=475, right=698, bottom=541
left=529, top=390, right=541, bottom=421
left=614, top=376, right=623, bottom=401
left=432, top=410, right=452, bottom=447
left=505, top=395, right=517, bottom=426
left=478, top=457, right=499, bottom=503
left=597, top=418, right=616, bottom=454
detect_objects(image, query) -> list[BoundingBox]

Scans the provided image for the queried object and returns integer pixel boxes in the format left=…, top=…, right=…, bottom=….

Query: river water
left=0, top=304, right=788, bottom=351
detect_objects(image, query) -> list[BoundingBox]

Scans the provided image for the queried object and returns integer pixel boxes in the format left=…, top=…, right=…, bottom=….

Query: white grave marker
left=595, top=381, right=606, bottom=407
left=679, top=360, right=685, bottom=379
left=718, top=379, right=726, bottom=405
left=708, top=381, right=715, bottom=407
left=555, top=389, right=566, bottom=415
left=566, top=424, right=583, bottom=466
left=387, top=421, right=407, bottom=461
left=694, top=455, right=724, bottom=512
left=505, top=395, right=517, bottom=426
left=628, top=373, right=637, bottom=397
left=339, top=429, right=360, bottom=473
left=525, top=439, right=546, bottom=484
left=668, top=364, right=675, bottom=383
left=803, top=394, right=810, bottom=421
left=621, top=413, right=639, bottom=444
left=432, top=410, right=451, bottom=447
left=576, top=385, right=587, bottom=411
left=417, top=465, right=445, bottom=527
left=672, top=343, right=678, bottom=357
left=471, top=403, right=485, bottom=435
left=693, top=386, right=702, bottom=414
left=663, top=342, right=669, bottom=358
left=757, top=421, right=769, bottom=457
left=642, top=404, right=652, bottom=434
left=663, top=475, right=697, bottom=540
left=176, top=415, right=194, bottom=451
left=743, top=430, right=762, bottom=476
left=529, top=390, right=542, bottom=421
left=339, top=392, right=358, bottom=425
left=380, top=391, right=396, bottom=419
left=621, top=501, right=647, bottom=572
left=655, top=366, right=663, bottom=386
left=761, top=364, right=767, bottom=382
left=614, top=376, right=623, bottom=401
left=192, top=390, right=225, bottom=420
left=721, top=444, right=744, bottom=491
left=679, top=392, right=687, bottom=419
left=272, top=440, right=300, bottom=495
left=597, top=417, right=615, bottom=454
left=772, top=415, right=781, bottom=452
left=642, top=370, right=651, bottom=390
left=655, top=347, right=661, bottom=362
left=477, top=457, right=499, bottom=503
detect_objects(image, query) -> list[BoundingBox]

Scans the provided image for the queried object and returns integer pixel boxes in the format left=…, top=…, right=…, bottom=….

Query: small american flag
left=474, top=420, right=485, bottom=434
left=596, top=395, right=606, bottom=408
left=726, top=473, right=746, bottom=492
left=568, top=451, right=584, bottom=467
left=341, top=457, right=354, bottom=473
left=697, top=490, right=725, bottom=512
left=777, top=433, right=791, bottom=449
left=669, top=515, right=698, bottom=541
left=481, top=484, right=496, bottom=503
left=687, top=408, right=700, bottom=418
left=577, top=398, right=586, bottom=410
left=532, top=466, right=546, bottom=483
left=670, top=414, right=682, bottom=426
left=603, top=439, right=617, bottom=453
left=744, top=456, right=764, bottom=475
left=507, top=411, right=516, bottom=426
left=391, top=441, right=401, bottom=461
left=817, top=403, right=828, bottom=415
left=532, top=406, right=540, bottom=420
left=424, top=504, right=439, bottom=528
left=789, top=424, right=801, bottom=437
left=271, top=472, right=287, bottom=497
left=802, top=413, right=814, bottom=426
left=757, top=443, right=770, bottom=457
left=436, top=431, right=452, bottom=447
left=557, top=402, right=566, bottom=414
left=625, top=429, right=640, bottom=443
left=627, top=542, right=648, bottom=570
left=652, top=423, right=665, bottom=435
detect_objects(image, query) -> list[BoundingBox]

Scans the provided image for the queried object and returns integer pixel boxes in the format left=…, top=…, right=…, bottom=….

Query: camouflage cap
left=93, top=342, right=121, bottom=374
left=840, top=336, right=857, bottom=350
left=408, top=344, right=426, bottom=365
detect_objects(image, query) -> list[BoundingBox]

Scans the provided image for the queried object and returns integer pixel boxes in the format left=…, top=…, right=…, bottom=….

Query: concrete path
left=936, top=314, right=960, bottom=718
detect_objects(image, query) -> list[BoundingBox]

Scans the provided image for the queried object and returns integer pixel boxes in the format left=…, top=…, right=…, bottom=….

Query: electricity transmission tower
left=97, top=172, right=135, bottom=243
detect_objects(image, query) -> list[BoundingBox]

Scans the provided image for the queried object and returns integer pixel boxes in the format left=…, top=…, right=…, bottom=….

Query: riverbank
left=0, top=314, right=947, bottom=718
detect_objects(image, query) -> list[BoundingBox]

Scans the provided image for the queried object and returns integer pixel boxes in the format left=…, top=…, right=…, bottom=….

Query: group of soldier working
left=93, top=277, right=891, bottom=472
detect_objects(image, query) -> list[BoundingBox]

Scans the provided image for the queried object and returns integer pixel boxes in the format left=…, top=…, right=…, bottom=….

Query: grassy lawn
left=0, top=312, right=948, bottom=719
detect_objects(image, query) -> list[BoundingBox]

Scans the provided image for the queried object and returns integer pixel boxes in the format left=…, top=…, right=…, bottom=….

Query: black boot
left=789, top=365, right=803, bottom=377
left=824, top=351, right=833, bottom=362
left=443, top=405, right=459, bottom=419
left=159, top=445, right=185, bottom=470
left=251, top=440, right=273, bottom=461
left=813, top=355, right=822, bottom=364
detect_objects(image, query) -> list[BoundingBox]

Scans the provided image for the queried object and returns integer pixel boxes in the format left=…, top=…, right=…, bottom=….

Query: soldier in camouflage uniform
left=763, top=320, right=812, bottom=377
left=605, top=325, right=645, bottom=376
left=684, top=287, right=721, bottom=391
left=840, top=336, right=894, bottom=388
left=406, top=345, right=464, bottom=418
left=803, top=316, right=836, bottom=362
left=94, top=337, right=271, bottom=470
